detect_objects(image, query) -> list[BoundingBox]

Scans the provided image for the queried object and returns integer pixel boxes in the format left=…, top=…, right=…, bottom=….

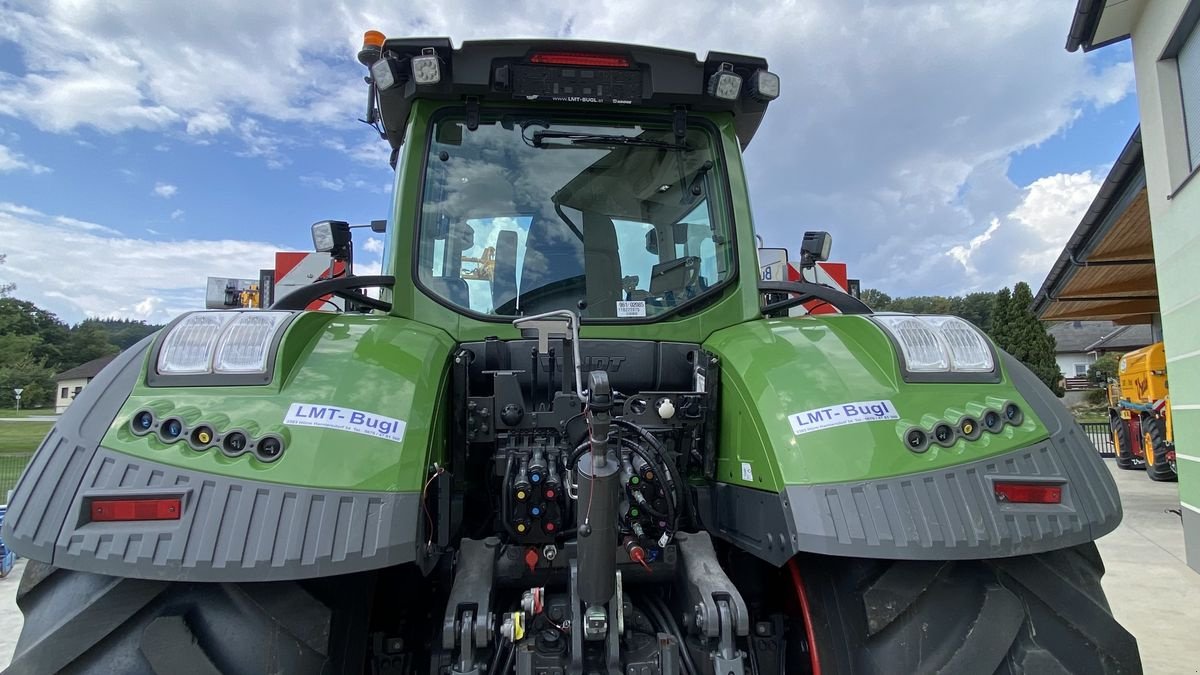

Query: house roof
left=54, top=354, right=117, bottom=381
left=1032, top=128, right=1158, bottom=324
left=1065, top=0, right=1141, bottom=53
left=1084, top=324, right=1154, bottom=353
left=1046, top=320, right=1120, bottom=353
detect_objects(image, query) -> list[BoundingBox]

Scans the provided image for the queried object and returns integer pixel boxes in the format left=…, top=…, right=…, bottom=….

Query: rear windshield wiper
left=530, top=130, right=691, bottom=151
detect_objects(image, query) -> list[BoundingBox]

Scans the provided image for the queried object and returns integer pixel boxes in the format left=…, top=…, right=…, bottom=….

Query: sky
left=0, top=0, right=1140, bottom=325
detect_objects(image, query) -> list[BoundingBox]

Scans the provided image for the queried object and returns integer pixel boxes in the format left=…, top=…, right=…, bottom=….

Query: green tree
left=86, top=317, right=162, bottom=350
left=61, top=321, right=119, bottom=371
left=860, top=288, right=892, bottom=311
left=958, top=292, right=998, bottom=333
left=0, top=298, right=70, bottom=367
left=988, top=287, right=1013, bottom=347
left=1088, top=353, right=1121, bottom=385
left=0, top=253, right=14, bottom=297
left=0, top=333, right=55, bottom=407
left=1001, top=282, right=1062, bottom=396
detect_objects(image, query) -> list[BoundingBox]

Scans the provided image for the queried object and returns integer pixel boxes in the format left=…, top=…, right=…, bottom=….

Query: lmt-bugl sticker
left=284, top=403, right=406, bottom=442
left=788, top=400, right=899, bottom=435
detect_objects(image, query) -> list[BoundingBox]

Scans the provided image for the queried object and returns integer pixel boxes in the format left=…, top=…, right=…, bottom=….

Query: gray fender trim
left=3, top=336, right=153, bottom=564
left=51, top=446, right=420, bottom=581
left=699, top=353, right=1122, bottom=564
left=4, top=337, right=421, bottom=582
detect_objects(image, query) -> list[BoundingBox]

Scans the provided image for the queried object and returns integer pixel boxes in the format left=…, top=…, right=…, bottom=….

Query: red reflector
left=91, top=498, right=182, bottom=522
left=530, top=52, right=630, bottom=68
left=994, top=483, right=1062, bottom=504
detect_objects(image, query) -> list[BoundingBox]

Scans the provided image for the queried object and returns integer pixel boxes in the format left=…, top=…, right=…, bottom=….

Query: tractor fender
left=3, top=313, right=455, bottom=582
left=698, top=315, right=1122, bottom=564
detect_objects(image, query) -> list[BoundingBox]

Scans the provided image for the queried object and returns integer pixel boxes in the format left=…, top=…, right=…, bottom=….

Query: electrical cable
left=420, top=465, right=446, bottom=547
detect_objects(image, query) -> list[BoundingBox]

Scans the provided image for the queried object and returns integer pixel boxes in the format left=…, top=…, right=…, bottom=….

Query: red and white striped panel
left=786, top=261, right=848, bottom=316
left=274, top=252, right=346, bottom=311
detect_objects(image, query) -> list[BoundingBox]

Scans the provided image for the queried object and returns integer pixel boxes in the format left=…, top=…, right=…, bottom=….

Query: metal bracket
left=677, top=531, right=749, bottom=671
left=466, top=96, right=481, bottom=131
left=513, top=310, right=584, bottom=399
left=442, top=538, right=499, bottom=672
left=673, top=106, right=688, bottom=140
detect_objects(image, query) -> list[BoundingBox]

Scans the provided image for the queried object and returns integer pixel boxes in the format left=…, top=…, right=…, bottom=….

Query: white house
left=1064, top=0, right=1200, bottom=571
left=53, top=355, right=116, bottom=414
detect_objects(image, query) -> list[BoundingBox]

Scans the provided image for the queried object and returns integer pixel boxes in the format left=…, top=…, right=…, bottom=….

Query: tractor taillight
left=529, top=52, right=630, bottom=68
left=994, top=482, right=1062, bottom=504
left=90, top=498, right=182, bottom=522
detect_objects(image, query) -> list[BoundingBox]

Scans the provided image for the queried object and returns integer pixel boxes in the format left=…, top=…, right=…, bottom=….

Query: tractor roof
left=368, top=37, right=776, bottom=151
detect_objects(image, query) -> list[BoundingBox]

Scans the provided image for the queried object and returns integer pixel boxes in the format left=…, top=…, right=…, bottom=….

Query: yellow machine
left=1108, top=342, right=1177, bottom=481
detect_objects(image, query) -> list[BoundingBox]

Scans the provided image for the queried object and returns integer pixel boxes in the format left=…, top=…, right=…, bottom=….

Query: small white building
left=1046, top=321, right=1117, bottom=387
left=53, top=355, right=116, bottom=414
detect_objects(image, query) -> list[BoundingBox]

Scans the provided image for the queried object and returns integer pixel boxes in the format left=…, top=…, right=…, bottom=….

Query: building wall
left=54, top=377, right=88, bottom=414
left=1129, top=0, right=1200, bottom=571
left=1056, top=351, right=1097, bottom=380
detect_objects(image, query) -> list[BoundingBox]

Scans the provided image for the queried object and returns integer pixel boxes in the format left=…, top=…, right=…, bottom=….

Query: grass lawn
left=0, top=407, right=57, bottom=419
left=0, top=421, right=53, bottom=453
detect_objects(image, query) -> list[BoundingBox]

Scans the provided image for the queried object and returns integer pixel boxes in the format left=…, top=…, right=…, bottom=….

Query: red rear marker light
left=91, top=498, right=182, bottom=522
left=529, top=52, right=630, bottom=68
left=994, top=482, right=1062, bottom=504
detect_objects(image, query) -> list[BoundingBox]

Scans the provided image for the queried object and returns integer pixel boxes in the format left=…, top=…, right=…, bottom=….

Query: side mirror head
left=645, top=229, right=659, bottom=255
left=757, top=247, right=788, bottom=281
left=801, top=231, right=832, bottom=263
left=312, top=220, right=351, bottom=255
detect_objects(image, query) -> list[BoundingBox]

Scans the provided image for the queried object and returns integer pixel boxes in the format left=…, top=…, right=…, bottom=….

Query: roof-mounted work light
left=411, top=47, right=442, bottom=85
left=370, top=55, right=405, bottom=91
left=749, top=69, right=780, bottom=101
left=707, top=62, right=743, bottom=101
left=312, top=220, right=351, bottom=260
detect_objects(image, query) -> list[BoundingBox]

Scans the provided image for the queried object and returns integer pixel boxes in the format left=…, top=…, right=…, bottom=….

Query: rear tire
left=798, top=543, right=1141, bottom=674
left=1110, top=410, right=1141, bottom=470
left=1141, top=414, right=1178, bottom=482
left=4, top=561, right=373, bottom=675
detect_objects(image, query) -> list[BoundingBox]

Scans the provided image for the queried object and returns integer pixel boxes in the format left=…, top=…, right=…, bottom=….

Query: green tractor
left=2, top=35, right=1139, bottom=675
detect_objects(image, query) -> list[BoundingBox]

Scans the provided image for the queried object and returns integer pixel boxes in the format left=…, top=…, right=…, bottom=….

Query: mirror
left=757, top=247, right=788, bottom=282
left=801, top=231, right=832, bottom=264
left=312, top=220, right=351, bottom=258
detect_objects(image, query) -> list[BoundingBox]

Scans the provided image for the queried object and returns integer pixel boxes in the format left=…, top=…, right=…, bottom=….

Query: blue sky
left=0, top=1, right=1138, bottom=324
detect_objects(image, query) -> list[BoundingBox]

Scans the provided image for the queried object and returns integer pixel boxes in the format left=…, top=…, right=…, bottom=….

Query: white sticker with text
left=741, top=462, right=753, bottom=481
left=616, top=300, right=647, bottom=318
left=284, top=403, right=406, bottom=443
left=788, top=400, right=899, bottom=435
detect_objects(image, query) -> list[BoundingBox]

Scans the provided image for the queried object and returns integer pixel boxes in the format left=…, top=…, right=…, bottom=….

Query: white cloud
left=0, top=0, right=1137, bottom=293
left=301, top=175, right=345, bottom=191
left=186, top=110, right=231, bottom=135
left=363, top=236, right=384, bottom=254
left=170, top=208, right=184, bottom=220
left=153, top=182, right=177, bottom=198
left=944, top=169, right=1104, bottom=288
left=0, top=143, right=50, bottom=174
left=301, top=173, right=389, bottom=193
left=1, top=202, right=284, bottom=323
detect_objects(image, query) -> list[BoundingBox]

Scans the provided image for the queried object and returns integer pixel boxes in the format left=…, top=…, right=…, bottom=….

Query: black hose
left=565, top=429, right=681, bottom=534
left=501, top=454, right=519, bottom=539
left=616, top=437, right=677, bottom=531
left=643, top=597, right=697, bottom=675
left=613, top=419, right=693, bottom=527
